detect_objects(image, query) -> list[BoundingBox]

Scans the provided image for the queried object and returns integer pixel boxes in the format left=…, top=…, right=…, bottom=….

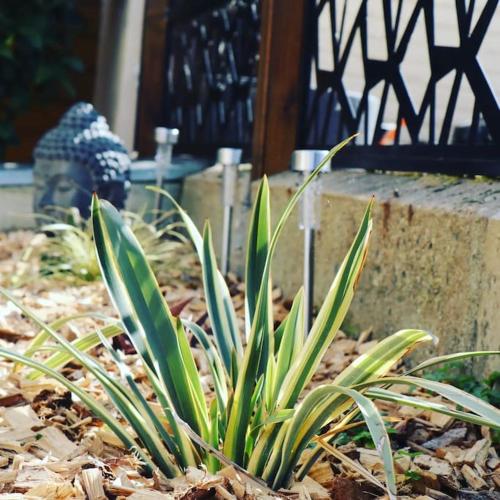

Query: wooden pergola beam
left=251, top=0, right=307, bottom=178
left=135, top=0, right=169, bottom=156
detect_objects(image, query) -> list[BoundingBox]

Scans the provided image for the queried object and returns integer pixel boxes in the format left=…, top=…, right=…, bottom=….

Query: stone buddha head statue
left=33, top=102, right=131, bottom=218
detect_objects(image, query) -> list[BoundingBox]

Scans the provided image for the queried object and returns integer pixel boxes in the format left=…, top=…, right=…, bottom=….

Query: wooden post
left=94, top=0, right=146, bottom=151
left=135, top=0, right=169, bottom=156
left=251, top=0, right=307, bottom=178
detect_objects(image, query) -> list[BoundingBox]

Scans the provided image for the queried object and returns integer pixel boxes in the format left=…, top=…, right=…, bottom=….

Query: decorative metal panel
left=164, top=0, right=261, bottom=153
left=300, top=0, right=500, bottom=175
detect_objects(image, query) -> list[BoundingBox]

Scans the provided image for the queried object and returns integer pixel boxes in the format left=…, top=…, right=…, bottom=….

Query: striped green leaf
left=405, top=351, right=500, bottom=375
left=95, top=329, right=188, bottom=467
left=276, top=200, right=373, bottom=410
left=149, top=186, right=242, bottom=376
left=202, top=223, right=242, bottom=375
left=225, top=138, right=355, bottom=465
left=92, top=196, right=209, bottom=439
left=248, top=328, right=433, bottom=476
left=22, top=312, right=116, bottom=361
left=366, top=387, right=500, bottom=429
left=183, top=319, right=229, bottom=411
left=245, top=176, right=271, bottom=336
left=0, top=288, right=180, bottom=477
left=27, top=322, right=123, bottom=380
left=267, top=385, right=397, bottom=499
left=272, top=288, right=304, bottom=406
left=357, top=375, right=500, bottom=426
left=0, top=347, right=157, bottom=474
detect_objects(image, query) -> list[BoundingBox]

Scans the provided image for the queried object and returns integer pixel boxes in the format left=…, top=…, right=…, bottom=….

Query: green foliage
left=395, top=449, right=423, bottom=459
left=404, top=470, right=422, bottom=481
left=0, top=1, right=83, bottom=157
left=424, top=362, right=500, bottom=407
left=345, top=426, right=398, bottom=449
left=0, top=139, right=499, bottom=499
left=12, top=208, right=191, bottom=286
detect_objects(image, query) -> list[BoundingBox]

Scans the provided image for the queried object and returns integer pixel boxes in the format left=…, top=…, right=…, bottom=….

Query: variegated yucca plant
left=0, top=139, right=499, bottom=498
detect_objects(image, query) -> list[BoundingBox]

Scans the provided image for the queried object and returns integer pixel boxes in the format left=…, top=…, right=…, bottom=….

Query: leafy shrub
left=0, top=1, right=83, bottom=157
left=0, top=141, right=498, bottom=498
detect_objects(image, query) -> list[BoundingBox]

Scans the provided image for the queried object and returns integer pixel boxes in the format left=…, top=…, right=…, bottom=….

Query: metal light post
left=154, top=127, right=179, bottom=210
left=217, top=147, right=243, bottom=276
left=291, top=150, right=332, bottom=332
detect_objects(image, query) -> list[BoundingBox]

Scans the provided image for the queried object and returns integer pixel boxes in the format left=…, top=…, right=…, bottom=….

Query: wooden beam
left=251, top=0, right=307, bottom=178
left=135, top=0, right=169, bottom=156
left=94, top=0, right=146, bottom=151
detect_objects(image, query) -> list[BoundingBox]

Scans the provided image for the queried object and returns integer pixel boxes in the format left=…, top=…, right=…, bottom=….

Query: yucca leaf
left=247, top=199, right=372, bottom=475
left=74, top=351, right=182, bottom=478
left=27, top=322, right=123, bottom=380
left=263, top=353, right=276, bottom=412
left=147, top=186, right=203, bottom=254
left=208, top=399, right=220, bottom=473
left=366, top=387, right=500, bottom=429
left=268, top=384, right=397, bottom=498
left=140, top=361, right=200, bottom=467
left=245, top=176, right=271, bottom=336
left=405, top=351, right=500, bottom=375
left=0, top=289, right=180, bottom=477
left=183, top=319, right=229, bottom=411
left=226, top=138, right=356, bottom=465
left=91, top=201, right=154, bottom=369
left=260, top=409, right=295, bottom=427
left=295, top=330, right=457, bottom=480
left=92, top=196, right=209, bottom=438
left=249, top=328, right=433, bottom=477
left=272, top=288, right=305, bottom=405
left=22, top=312, right=116, bottom=361
left=275, top=200, right=373, bottom=410
left=174, top=317, right=212, bottom=428
left=150, top=187, right=242, bottom=375
left=0, top=347, right=156, bottom=474
left=333, top=330, right=435, bottom=387
left=95, top=329, right=189, bottom=468
left=202, top=223, right=242, bottom=374
left=357, top=375, right=500, bottom=425
left=273, top=315, right=288, bottom=353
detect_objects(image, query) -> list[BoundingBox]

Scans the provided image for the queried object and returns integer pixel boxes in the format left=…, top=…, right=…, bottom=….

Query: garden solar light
left=154, top=127, right=179, bottom=210
left=291, top=149, right=332, bottom=331
left=217, top=147, right=243, bottom=276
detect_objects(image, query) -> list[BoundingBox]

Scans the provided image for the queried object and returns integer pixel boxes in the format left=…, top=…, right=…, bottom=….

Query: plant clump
left=11, top=207, right=197, bottom=286
left=0, top=139, right=498, bottom=499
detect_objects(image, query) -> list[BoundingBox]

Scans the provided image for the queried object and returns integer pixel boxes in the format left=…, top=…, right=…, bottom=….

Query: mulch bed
left=0, top=231, right=498, bottom=499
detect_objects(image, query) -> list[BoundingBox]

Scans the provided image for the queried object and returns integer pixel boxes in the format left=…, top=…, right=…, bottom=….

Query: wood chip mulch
left=0, top=230, right=498, bottom=499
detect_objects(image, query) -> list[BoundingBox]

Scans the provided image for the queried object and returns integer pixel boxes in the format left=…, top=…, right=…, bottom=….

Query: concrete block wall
left=0, top=184, right=159, bottom=231
left=181, top=164, right=252, bottom=276
left=182, top=167, right=500, bottom=374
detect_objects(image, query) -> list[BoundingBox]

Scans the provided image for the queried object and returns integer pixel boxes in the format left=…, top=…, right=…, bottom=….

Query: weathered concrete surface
left=0, top=187, right=36, bottom=230
left=182, top=167, right=500, bottom=374
left=0, top=181, right=176, bottom=231
left=181, top=164, right=252, bottom=276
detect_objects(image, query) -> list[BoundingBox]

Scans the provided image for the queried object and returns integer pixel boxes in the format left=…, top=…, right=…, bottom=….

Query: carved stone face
left=33, top=102, right=130, bottom=219
left=33, top=159, right=94, bottom=218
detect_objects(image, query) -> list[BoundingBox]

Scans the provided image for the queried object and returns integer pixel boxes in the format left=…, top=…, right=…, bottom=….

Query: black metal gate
left=298, top=0, right=500, bottom=176
left=163, top=0, right=261, bottom=156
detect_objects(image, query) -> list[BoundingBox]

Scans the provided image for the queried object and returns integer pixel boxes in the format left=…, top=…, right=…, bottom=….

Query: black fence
left=163, top=0, right=261, bottom=155
left=157, top=0, right=500, bottom=176
left=299, top=0, right=500, bottom=176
